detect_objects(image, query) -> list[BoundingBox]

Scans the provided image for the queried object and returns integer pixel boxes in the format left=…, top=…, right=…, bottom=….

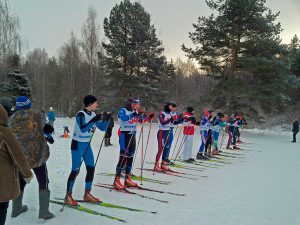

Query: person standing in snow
left=105, top=113, right=114, bottom=146
left=9, top=96, right=55, bottom=219
left=0, top=105, right=33, bottom=225
left=205, top=109, right=216, bottom=155
left=154, top=102, right=183, bottom=171
left=64, top=95, right=109, bottom=206
left=197, top=109, right=211, bottom=160
left=113, top=98, right=154, bottom=190
left=47, top=107, right=55, bottom=127
left=182, top=106, right=197, bottom=162
left=211, top=112, right=227, bottom=155
left=292, top=119, right=299, bottom=142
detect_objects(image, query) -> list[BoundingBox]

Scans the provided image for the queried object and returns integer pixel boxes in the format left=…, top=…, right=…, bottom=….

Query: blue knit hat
left=16, top=96, right=32, bottom=109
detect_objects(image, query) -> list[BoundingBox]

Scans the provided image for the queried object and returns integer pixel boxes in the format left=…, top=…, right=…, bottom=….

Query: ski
left=96, top=183, right=185, bottom=197
left=139, top=168, right=198, bottom=180
left=50, top=200, right=126, bottom=222
left=94, top=184, right=169, bottom=204
left=145, top=161, right=203, bottom=172
left=97, top=173, right=170, bottom=185
left=54, top=197, right=156, bottom=214
left=177, top=159, right=220, bottom=168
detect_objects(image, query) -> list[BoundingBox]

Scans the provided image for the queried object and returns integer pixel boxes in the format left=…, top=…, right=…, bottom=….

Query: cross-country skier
left=64, top=95, right=109, bottom=206
left=182, top=107, right=197, bottom=162
left=154, top=102, right=183, bottom=171
left=204, top=109, right=216, bottom=156
left=197, top=109, right=211, bottom=160
left=113, top=98, right=154, bottom=190
left=211, top=112, right=227, bottom=155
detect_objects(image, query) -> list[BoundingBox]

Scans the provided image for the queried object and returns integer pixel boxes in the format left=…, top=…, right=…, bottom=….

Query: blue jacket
left=48, top=111, right=55, bottom=121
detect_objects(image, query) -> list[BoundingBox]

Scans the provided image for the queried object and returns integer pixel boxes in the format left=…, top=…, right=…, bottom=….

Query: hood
left=0, top=105, right=8, bottom=126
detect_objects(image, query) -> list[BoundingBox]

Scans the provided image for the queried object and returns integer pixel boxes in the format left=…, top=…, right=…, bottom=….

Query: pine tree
left=102, top=0, right=171, bottom=109
left=182, top=0, right=292, bottom=114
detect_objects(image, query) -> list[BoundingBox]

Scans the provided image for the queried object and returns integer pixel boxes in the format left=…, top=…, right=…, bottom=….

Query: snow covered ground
left=5, top=118, right=300, bottom=225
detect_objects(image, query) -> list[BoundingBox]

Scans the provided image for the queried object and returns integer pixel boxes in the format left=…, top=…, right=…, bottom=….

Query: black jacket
left=292, top=120, right=299, bottom=132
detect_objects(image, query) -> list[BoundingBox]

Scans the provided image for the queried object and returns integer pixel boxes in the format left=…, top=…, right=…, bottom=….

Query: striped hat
left=16, top=96, right=32, bottom=109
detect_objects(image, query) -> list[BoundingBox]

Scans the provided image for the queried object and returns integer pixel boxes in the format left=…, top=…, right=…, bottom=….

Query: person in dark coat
left=105, top=113, right=114, bottom=146
left=0, top=105, right=33, bottom=225
left=292, top=119, right=299, bottom=142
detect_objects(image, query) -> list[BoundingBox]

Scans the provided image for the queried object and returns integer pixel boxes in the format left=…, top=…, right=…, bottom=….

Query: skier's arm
left=44, top=133, right=54, bottom=144
left=95, top=120, right=108, bottom=132
left=76, top=112, right=96, bottom=133
left=118, top=108, right=135, bottom=121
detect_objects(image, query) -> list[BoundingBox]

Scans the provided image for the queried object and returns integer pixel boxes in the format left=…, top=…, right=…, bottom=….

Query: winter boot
left=197, top=152, right=208, bottom=160
left=11, top=191, right=28, bottom=217
left=38, top=190, right=55, bottom=219
left=114, top=176, right=126, bottom=190
left=105, top=138, right=110, bottom=147
left=161, top=161, right=171, bottom=171
left=108, top=138, right=113, bottom=146
left=83, top=190, right=100, bottom=203
left=124, top=175, right=138, bottom=187
left=64, top=192, right=78, bottom=206
left=154, top=162, right=162, bottom=172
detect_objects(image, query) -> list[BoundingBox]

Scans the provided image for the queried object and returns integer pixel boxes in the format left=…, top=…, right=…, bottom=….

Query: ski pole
left=170, top=124, right=183, bottom=160
left=95, top=117, right=112, bottom=166
left=173, top=125, right=193, bottom=163
left=132, top=123, right=144, bottom=169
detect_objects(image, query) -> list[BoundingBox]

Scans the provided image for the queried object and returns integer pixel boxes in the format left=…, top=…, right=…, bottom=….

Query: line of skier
left=0, top=95, right=247, bottom=225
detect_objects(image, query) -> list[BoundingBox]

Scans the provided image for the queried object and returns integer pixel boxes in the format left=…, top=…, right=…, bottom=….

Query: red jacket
left=183, top=112, right=195, bottom=135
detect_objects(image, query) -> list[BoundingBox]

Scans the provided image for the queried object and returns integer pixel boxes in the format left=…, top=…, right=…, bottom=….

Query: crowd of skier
left=0, top=94, right=258, bottom=225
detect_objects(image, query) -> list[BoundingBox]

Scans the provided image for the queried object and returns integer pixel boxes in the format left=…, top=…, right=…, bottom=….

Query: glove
left=169, top=117, right=174, bottom=122
left=138, top=109, right=145, bottom=117
left=24, top=174, right=34, bottom=184
left=188, top=116, right=196, bottom=123
left=132, top=110, right=138, bottom=117
left=92, top=114, right=102, bottom=122
left=44, top=124, right=54, bottom=134
left=149, top=112, right=155, bottom=119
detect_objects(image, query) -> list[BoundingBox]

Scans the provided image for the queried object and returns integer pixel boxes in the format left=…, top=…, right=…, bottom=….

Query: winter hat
left=186, top=106, right=194, bottom=113
left=164, top=102, right=172, bottom=113
left=16, top=96, right=32, bottom=110
left=49, top=107, right=53, bottom=111
left=126, top=97, right=140, bottom=110
left=84, top=95, right=97, bottom=107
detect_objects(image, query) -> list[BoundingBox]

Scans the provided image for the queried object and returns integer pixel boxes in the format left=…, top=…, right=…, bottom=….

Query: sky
left=9, top=0, right=300, bottom=61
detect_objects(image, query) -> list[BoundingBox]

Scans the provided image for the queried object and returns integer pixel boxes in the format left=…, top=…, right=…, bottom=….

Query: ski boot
left=197, top=152, right=208, bottom=160
left=233, top=145, right=241, bottom=150
left=124, top=174, right=138, bottom=187
left=154, top=162, right=162, bottom=172
left=161, top=161, right=171, bottom=171
left=211, top=149, right=219, bottom=155
left=165, top=158, right=174, bottom=165
left=114, top=176, right=126, bottom=190
left=64, top=192, right=78, bottom=206
left=83, top=190, right=100, bottom=203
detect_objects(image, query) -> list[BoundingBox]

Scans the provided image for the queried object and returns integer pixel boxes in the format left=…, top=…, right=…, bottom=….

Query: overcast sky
left=9, top=0, right=300, bottom=60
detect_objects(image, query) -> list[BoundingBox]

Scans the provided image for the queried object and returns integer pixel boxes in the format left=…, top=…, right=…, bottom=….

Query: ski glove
left=92, top=114, right=102, bottom=122
left=149, top=112, right=155, bottom=119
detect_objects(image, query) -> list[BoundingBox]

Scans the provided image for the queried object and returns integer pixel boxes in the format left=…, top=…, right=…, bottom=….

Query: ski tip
left=150, top=211, right=158, bottom=214
left=118, top=219, right=127, bottom=223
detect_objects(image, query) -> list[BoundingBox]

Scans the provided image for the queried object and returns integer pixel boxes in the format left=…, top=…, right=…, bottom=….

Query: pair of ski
left=51, top=196, right=158, bottom=223
left=94, top=184, right=169, bottom=204
left=96, top=182, right=185, bottom=197
left=139, top=167, right=198, bottom=180
left=97, top=172, right=170, bottom=185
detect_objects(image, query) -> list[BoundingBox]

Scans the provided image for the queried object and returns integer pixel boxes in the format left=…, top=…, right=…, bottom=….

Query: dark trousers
left=105, top=127, right=113, bottom=138
left=0, top=202, right=9, bottom=225
left=205, top=130, right=213, bottom=153
left=293, top=131, right=298, bottom=142
left=116, top=131, right=136, bottom=176
left=19, top=164, right=49, bottom=191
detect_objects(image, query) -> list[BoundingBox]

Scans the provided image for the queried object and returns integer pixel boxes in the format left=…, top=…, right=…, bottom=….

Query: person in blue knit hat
left=9, top=96, right=55, bottom=220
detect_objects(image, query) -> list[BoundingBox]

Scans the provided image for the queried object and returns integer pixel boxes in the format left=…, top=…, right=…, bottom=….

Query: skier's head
left=84, top=95, right=98, bottom=111
left=15, top=96, right=32, bottom=110
left=170, top=101, right=177, bottom=112
left=49, top=107, right=53, bottom=111
left=208, top=109, right=215, bottom=117
left=203, top=109, right=210, bottom=118
left=164, top=102, right=173, bottom=113
left=126, top=98, right=140, bottom=110
left=186, top=106, right=194, bottom=114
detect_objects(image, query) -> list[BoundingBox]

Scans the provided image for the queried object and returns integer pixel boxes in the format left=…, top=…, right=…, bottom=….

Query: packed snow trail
left=5, top=119, right=300, bottom=225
